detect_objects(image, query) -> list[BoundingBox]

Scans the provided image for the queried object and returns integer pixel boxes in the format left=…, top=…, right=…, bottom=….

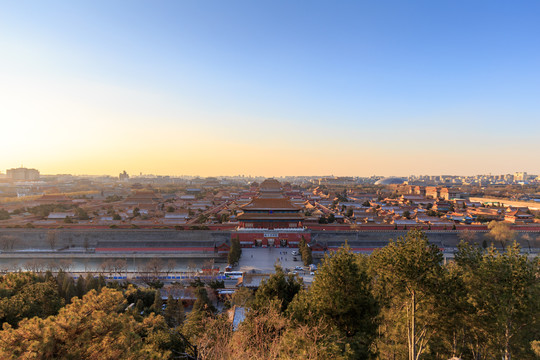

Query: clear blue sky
left=1, top=1, right=539, bottom=176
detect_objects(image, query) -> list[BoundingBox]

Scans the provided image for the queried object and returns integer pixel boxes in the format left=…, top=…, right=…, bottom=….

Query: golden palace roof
left=240, top=197, right=302, bottom=211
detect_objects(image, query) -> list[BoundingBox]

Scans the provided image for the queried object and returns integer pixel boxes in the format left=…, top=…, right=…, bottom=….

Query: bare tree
left=99, top=258, right=115, bottom=277
left=187, top=260, right=197, bottom=278
left=113, top=259, right=128, bottom=277
left=58, top=259, right=73, bottom=272
left=147, top=257, right=164, bottom=278
left=458, top=229, right=477, bottom=243
left=7, top=261, right=20, bottom=273
left=138, top=257, right=164, bottom=285
left=166, top=259, right=177, bottom=276
left=23, top=259, right=46, bottom=273
left=46, top=260, right=59, bottom=272
left=203, top=258, right=215, bottom=268
left=487, top=221, right=516, bottom=249
left=47, top=230, right=58, bottom=251
left=0, top=265, right=10, bottom=275
left=0, top=235, right=18, bottom=251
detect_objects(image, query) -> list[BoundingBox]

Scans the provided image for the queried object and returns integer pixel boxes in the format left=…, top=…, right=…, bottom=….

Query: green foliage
left=164, top=295, right=184, bottom=328
left=0, top=274, right=64, bottom=327
left=75, top=207, right=89, bottom=220
left=299, top=236, right=313, bottom=266
left=75, top=276, right=85, bottom=298
left=228, top=238, right=242, bottom=265
left=0, top=209, right=10, bottom=220
left=0, top=288, right=180, bottom=359
left=455, top=242, right=539, bottom=359
left=126, top=285, right=154, bottom=303
left=371, top=229, right=444, bottom=360
left=336, top=193, right=348, bottom=203
left=61, top=276, right=76, bottom=303
left=208, top=279, right=224, bottom=289
left=0, top=230, right=537, bottom=359
left=189, top=278, right=205, bottom=288
left=104, top=194, right=123, bottom=203
left=197, top=214, right=208, bottom=223
left=183, top=287, right=215, bottom=342
left=253, top=265, right=303, bottom=313
left=289, top=245, right=379, bottom=358
left=26, top=204, right=74, bottom=218
left=426, top=209, right=440, bottom=217
left=230, top=286, right=254, bottom=308
left=193, top=287, right=215, bottom=314
left=152, top=289, right=163, bottom=314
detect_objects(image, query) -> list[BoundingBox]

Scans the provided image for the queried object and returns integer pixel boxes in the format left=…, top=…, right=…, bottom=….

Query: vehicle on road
left=224, top=271, right=244, bottom=279
left=293, top=257, right=298, bottom=261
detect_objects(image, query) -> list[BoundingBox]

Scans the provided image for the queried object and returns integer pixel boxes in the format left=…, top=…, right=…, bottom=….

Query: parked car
left=293, top=257, right=298, bottom=261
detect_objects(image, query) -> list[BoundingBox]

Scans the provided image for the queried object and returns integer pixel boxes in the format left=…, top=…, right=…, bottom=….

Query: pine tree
left=228, top=238, right=242, bottom=265
left=62, top=277, right=76, bottom=304
left=76, top=276, right=86, bottom=298
left=301, top=245, right=312, bottom=266
left=183, top=287, right=215, bottom=342
left=85, top=274, right=98, bottom=292
left=152, top=289, right=162, bottom=314
left=457, top=242, right=539, bottom=359
left=288, top=244, right=379, bottom=358
left=253, top=265, right=303, bottom=313
left=135, top=299, right=144, bottom=313
left=97, top=275, right=106, bottom=290
left=371, top=229, right=444, bottom=360
left=164, top=294, right=185, bottom=328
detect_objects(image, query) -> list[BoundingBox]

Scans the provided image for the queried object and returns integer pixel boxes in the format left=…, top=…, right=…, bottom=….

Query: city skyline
left=1, top=166, right=537, bottom=180
left=2, top=1, right=540, bottom=176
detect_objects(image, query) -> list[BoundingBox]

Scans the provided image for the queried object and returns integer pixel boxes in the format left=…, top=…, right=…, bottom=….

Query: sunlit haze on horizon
left=1, top=1, right=539, bottom=177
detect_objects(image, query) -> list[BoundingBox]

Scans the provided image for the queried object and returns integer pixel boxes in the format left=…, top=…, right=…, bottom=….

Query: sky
left=1, top=1, right=539, bottom=177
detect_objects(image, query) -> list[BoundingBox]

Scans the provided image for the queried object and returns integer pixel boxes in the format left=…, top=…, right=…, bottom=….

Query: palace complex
left=235, top=178, right=309, bottom=247
left=237, top=178, right=304, bottom=229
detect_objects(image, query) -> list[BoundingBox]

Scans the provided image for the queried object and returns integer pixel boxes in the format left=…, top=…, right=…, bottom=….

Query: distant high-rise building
left=514, top=172, right=527, bottom=181
left=119, top=170, right=129, bottom=181
left=6, top=167, right=39, bottom=181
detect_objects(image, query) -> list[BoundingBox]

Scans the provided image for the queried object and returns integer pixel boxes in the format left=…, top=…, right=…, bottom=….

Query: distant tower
left=119, top=170, right=129, bottom=181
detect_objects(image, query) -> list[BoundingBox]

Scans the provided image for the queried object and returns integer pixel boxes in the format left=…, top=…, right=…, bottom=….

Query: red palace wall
left=239, top=221, right=303, bottom=229
left=233, top=232, right=311, bottom=248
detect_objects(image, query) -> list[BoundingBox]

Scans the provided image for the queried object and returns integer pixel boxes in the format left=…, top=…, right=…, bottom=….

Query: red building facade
left=234, top=178, right=308, bottom=247
left=237, top=178, right=304, bottom=229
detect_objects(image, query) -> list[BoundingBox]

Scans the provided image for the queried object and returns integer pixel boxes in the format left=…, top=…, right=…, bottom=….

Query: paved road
left=238, top=247, right=307, bottom=273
